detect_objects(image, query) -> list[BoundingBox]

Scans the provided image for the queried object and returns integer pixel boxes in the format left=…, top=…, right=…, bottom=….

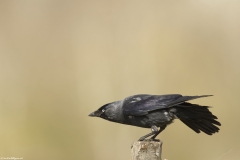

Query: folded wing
left=123, top=94, right=212, bottom=116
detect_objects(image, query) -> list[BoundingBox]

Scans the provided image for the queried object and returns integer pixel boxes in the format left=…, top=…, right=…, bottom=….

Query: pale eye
left=102, top=109, right=105, bottom=112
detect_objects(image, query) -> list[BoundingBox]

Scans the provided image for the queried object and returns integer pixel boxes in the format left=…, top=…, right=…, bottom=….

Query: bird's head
left=89, top=101, right=123, bottom=122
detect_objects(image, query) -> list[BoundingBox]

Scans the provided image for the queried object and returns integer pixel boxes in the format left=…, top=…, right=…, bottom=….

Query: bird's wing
left=123, top=94, right=212, bottom=116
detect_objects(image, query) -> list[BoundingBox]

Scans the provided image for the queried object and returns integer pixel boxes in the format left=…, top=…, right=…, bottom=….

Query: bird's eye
left=102, top=109, right=105, bottom=112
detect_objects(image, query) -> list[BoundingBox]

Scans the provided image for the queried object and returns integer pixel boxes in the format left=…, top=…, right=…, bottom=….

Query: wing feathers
left=123, top=94, right=212, bottom=116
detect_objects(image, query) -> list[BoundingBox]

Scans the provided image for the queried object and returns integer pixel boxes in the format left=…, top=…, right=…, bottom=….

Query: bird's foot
left=149, top=138, right=160, bottom=142
left=138, top=126, right=159, bottom=141
left=138, top=138, right=161, bottom=142
left=138, top=137, right=146, bottom=141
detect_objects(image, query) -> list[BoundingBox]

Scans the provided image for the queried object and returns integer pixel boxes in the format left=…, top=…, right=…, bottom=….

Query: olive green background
left=0, top=1, right=239, bottom=160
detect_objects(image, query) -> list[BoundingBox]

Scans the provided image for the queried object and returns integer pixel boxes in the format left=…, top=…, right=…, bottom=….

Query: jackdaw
left=89, top=94, right=221, bottom=141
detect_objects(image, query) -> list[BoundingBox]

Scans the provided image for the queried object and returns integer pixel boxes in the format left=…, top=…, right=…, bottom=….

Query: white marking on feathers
left=130, top=97, right=142, bottom=103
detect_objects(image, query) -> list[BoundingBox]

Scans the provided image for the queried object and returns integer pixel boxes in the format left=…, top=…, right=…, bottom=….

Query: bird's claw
left=138, top=138, right=160, bottom=142
left=138, top=137, right=145, bottom=141
left=149, top=138, right=160, bottom=142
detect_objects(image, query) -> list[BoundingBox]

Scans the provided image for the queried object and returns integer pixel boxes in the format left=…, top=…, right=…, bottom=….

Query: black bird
left=89, top=94, right=221, bottom=141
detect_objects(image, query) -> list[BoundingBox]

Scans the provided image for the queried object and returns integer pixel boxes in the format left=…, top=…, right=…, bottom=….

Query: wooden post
left=131, top=140, right=163, bottom=160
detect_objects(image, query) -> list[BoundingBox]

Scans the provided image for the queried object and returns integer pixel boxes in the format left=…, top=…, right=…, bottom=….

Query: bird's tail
left=174, top=102, right=221, bottom=135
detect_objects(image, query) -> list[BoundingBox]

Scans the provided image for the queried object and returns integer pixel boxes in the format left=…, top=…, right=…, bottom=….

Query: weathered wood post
left=131, top=140, right=163, bottom=160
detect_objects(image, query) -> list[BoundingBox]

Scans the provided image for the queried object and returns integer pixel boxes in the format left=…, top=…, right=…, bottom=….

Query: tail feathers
left=175, top=102, right=221, bottom=135
left=180, top=119, right=201, bottom=133
left=180, top=118, right=220, bottom=135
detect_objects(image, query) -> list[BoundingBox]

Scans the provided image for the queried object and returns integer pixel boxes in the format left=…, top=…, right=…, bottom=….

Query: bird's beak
left=88, top=110, right=102, bottom=117
left=88, top=111, right=96, bottom=117
left=89, top=110, right=102, bottom=117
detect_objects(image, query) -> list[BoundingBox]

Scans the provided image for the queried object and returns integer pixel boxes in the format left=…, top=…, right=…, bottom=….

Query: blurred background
left=0, top=0, right=239, bottom=160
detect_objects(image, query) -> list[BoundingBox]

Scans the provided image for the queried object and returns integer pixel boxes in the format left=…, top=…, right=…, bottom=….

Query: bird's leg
left=149, top=125, right=166, bottom=140
left=138, top=125, right=159, bottom=141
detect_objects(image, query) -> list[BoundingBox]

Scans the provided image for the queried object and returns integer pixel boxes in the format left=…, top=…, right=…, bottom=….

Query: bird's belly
left=146, top=111, right=174, bottom=127
left=125, top=111, right=174, bottom=128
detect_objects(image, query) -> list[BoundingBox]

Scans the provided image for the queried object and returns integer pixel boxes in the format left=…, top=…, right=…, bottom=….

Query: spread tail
left=174, top=102, right=221, bottom=135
